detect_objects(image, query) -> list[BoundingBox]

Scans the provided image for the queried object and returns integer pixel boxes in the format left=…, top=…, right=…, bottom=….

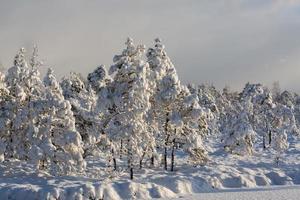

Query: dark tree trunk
left=171, top=138, right=176, bottom=172
left=164, top=112, right=170, bottom=170
left=120, top=139, right=123, bottom=159
left=139, top=152, right=145, bottom=169
left=128, top=139, right=134, bottom=180
left=268, top=130, right=272, bottom=145
left=151, top=148, right=154, bottom=167
left=151, top=155, right=154, bottom=167
left=111, top=148, right=117, bottom=170
left=164, top=146, right=168, bottom=170
left=263, top=135, right=266, bottom=149
left=139, top=159, right=143, bottom=169
left=129, top=155, right=133, bottom=180
left=113, top=157, right=117, bottom=171
left=130, top=167, right=133, bottom=180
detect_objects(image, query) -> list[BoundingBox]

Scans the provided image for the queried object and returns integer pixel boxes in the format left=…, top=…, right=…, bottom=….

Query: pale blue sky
left=0, top=0, right=300, bottom=91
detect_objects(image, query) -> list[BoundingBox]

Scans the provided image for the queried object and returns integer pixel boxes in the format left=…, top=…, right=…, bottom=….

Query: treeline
left=0, top=39, right=299, bottom=179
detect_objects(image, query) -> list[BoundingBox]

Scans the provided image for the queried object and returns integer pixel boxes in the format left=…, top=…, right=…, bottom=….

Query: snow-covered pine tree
left=0, top=71, right=12, bottom=162
left=61, top=72, right=100, bottom=153
left=272, top=129, right=289, bottom=165
left=169, top=86, right=208, bottom=171
left=224, top=105, right=256, bottom=155
left=240, top=83, right=274, bottom=149
left=4, top=48, right=31, bottom=159
left=1, top=47, right=46, bottom=162
left=219, top=85, right=242, bottom=136
left=43, top=68, right=86, bottom=175
left=24, top=46, right=50, bottom=164
left=105, top=38, right=153, bottom=179
left=146, top=38, right=182, bottom=170
left=275, top=91, right=300, bottom=135
left=85, top=65, right=116, bottom=161
left=5, top=48, right=30, bottom=97
left=189, top=84, right=221, bottom=136
left=271, top=103, right=299, bottom=164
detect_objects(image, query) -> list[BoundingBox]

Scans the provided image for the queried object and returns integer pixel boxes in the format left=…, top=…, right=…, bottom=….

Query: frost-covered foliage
left=87, top=65, right=111, bottom=93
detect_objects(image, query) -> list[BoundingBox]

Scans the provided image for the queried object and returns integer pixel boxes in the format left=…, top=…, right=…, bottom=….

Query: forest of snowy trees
left=0, top=38, right=299, bottom=180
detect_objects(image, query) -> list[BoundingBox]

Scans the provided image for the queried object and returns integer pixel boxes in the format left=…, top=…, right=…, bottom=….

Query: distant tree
left=277, top=90, right=296, bottom=109
left=271, top=81, right=281, bottom=101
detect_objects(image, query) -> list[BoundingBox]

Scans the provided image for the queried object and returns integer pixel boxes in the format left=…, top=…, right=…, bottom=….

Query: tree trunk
left=164, top=146, right=168, bottom=170
left=113, top=156, right=117, bottom=171
left=263, top=135, right=266, bottom=149
left=128, top=139, right=134, bottom=180
left=139, top=152, right=145, bottom=169
left=120, top=139, right=123, bottom=159
left=268, top=130, right=272, bottom=145
left=151, top=148, right=154, bottom=167
left=111, top=148, right=117, bottom=170
left=171, top=139, right=176, bottom=172
left=139, top=159, right=143, bottom=169
left=129, top=153, right=133, bottom=180
left=130, top=167, right=133, bottom=180
left=164, top=112, right=170, bottom=170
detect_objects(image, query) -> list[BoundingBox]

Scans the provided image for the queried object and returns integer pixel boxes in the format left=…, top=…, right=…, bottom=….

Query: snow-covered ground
left=168, top=186, right=300, bottom=200
left=0, top=134, right=299, bottom=199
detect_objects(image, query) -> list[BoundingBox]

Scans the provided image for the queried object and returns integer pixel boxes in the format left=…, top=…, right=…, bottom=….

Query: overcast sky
left=1, top=0, right=300, bottom=92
